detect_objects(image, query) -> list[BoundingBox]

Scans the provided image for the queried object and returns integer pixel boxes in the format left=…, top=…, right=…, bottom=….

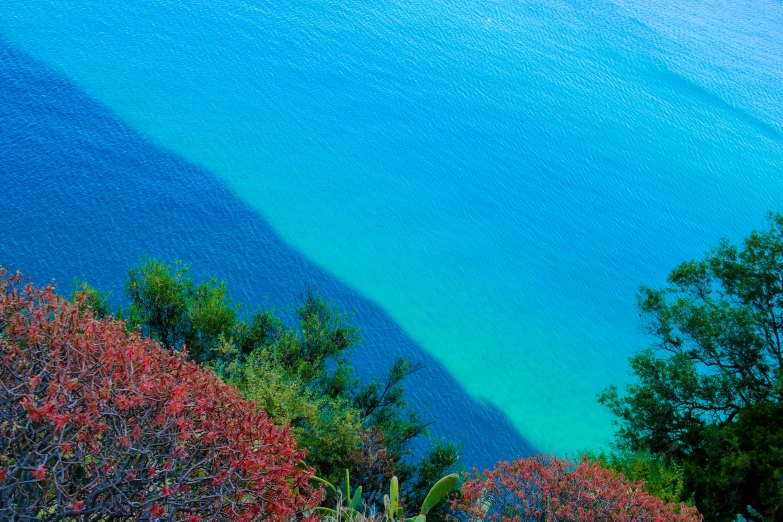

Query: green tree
left=70, top=279, right=113, bottom=319
left=125, top=258, right=190, bottom=350
left=405, top=439, right=463, bottom=522
left=125, top=258, right=241, bottom=362
left=270, top=287, right=360, bottom=389
left=684, top=402, right=783, bottom=521
left=353, top=359, right=432, bottom=472
left=600, top=212, right=783, bottom=521
left=184, top=276, right=240, bottom=362
left=238, top=309, right=286, bottom=355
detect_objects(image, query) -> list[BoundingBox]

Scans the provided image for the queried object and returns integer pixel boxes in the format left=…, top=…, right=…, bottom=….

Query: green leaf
left=350, top=486, right=362, bottom=510
left=420, top=474, right=459, bottom=515
left=390, top=476, right=399, bottom=517
left=315, top=507, right=338, bottom=520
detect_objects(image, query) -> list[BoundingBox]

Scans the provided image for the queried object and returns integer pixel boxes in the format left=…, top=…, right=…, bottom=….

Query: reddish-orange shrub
left=453, top=455, right=701, bottom=522
left=0, top=270, right=322, bottom=520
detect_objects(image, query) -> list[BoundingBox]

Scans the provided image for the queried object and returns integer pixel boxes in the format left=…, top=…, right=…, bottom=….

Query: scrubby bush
left=581, top=449, right=689, bottom=505
left=0, top=269, right=321, bottom=520
left=119, top=258, right=461, bottom=500
left=453, top=455, right=701, bottom=522
left=221, top=346, right=367, bottom=481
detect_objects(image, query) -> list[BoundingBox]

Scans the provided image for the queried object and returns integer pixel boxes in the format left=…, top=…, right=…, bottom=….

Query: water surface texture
left=0, top=42, right=533, bottom=467
left=1, top=0, right=782, bottom=455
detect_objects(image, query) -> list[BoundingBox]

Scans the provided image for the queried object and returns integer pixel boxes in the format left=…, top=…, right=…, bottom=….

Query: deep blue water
left=1, top=0, right=782, bottom=462
left=0, top=41, right=534, bottom=467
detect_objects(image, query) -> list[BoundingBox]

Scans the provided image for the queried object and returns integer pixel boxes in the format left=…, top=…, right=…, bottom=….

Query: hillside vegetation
left=5, top=212, right=783, bottom=520
left=0, top=269, right=320, bottom=520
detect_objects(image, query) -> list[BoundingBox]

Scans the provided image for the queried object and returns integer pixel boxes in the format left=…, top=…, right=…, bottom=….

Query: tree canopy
left=600, top=212, right=783, bottom=521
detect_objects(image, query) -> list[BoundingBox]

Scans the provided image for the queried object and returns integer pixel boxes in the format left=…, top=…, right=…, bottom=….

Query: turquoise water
left=1, top=0, right=782, bottom=456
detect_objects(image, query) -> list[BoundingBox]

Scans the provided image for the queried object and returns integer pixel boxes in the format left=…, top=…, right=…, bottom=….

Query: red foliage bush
left=453, top=455, right=701, bottom=522
left=0, top=270, right=322, bottom=521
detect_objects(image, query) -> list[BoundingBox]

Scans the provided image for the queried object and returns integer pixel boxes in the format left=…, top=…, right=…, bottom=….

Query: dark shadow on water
left=0, top=39, right=536, bottom=468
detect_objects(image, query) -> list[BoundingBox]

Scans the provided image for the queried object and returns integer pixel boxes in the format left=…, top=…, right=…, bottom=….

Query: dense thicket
left=75, top=258, right=461, bottom=508
left=0, top=269, right=320, bottom=521
left=16, top=212, right=783, bottom=520
left=600, top=212, right=783, bottom=521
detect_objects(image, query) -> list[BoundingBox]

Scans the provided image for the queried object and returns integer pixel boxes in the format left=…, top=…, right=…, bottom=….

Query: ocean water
left=1, top=0, right=782, bottom=462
